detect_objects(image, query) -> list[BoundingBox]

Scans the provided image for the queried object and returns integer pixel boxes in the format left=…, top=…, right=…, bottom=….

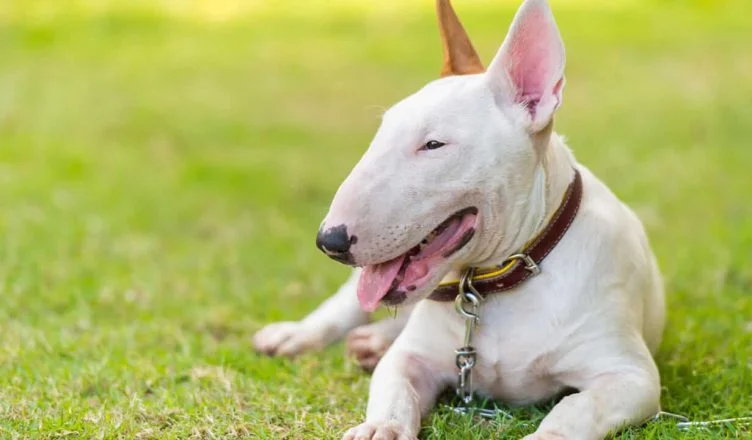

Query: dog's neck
left=475, top=131, right=577, bottom=269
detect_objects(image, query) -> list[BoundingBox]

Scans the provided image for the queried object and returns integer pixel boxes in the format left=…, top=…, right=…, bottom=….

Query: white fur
left=254, top=0, right=665, bottom=438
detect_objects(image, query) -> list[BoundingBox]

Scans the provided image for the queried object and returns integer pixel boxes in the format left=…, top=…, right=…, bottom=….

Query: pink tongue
left=357, top=254, right=407, bottom=312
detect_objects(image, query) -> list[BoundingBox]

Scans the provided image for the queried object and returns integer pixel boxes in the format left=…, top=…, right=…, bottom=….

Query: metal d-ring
left=455, top=268, right=481, bottom=320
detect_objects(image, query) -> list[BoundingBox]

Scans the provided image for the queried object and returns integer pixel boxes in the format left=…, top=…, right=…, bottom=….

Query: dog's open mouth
left=356, top=207, right=478, bottom=312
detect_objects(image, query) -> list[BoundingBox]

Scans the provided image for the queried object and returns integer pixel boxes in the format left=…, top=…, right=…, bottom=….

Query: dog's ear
left=437, top=0, right=484, bottom=77
left=486, top=0, right=565, bottom=132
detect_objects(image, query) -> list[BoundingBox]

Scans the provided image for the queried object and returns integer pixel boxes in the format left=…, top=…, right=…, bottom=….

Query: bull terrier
left=254, top=0, right=665, bottom=438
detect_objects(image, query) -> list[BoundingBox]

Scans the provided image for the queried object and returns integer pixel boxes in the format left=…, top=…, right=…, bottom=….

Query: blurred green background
left=0, top=0, right=750, bottom=438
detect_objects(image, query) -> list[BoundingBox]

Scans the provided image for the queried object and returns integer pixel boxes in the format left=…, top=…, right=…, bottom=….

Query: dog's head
left=316, top=0, right=566, bottom=311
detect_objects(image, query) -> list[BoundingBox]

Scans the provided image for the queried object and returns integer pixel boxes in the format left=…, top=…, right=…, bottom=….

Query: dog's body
left=254, top=1, right=665, bottom=438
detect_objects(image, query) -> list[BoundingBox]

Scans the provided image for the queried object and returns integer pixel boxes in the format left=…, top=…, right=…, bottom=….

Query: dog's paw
left=522, top=431, right=567, bottom=440
left=346, top=325, right=393, bottom=371
left=342, top=422, right=414, bottom=440
left=253, top=321, right=326, bottom=357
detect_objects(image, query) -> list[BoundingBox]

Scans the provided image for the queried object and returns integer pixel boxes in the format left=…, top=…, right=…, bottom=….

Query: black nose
left=316, top=224, right=356, bottom=265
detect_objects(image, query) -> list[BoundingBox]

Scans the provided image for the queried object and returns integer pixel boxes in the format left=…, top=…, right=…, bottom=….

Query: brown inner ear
left=437, top=0, right=485, bottom=77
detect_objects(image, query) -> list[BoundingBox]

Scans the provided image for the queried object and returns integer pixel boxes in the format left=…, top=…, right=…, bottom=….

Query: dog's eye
left=421, top=140, right=446, bottom=151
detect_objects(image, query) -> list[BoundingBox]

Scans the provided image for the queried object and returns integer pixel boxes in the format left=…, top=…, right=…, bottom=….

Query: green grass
left=0, top=0, right=750, bottom=438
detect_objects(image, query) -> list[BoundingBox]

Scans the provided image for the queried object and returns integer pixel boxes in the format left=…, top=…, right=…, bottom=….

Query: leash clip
left=454, top=269, right=481, bottom=404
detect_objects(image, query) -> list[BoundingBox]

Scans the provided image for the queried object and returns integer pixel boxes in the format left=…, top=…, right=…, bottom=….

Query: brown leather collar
left=428, top=169, right=583, bottom=302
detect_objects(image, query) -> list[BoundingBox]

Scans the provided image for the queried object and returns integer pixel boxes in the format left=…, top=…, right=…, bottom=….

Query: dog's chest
left=470, top=327, right=567, bottom=405
left=418, top=289, right=577, bottom=405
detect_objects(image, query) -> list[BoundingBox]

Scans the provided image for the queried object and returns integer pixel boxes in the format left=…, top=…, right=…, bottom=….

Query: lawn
left=0, top=0, right=750, bottom=438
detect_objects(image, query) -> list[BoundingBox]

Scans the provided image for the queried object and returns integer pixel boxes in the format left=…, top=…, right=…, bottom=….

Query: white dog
left=254, top=0, right=665, bottom=439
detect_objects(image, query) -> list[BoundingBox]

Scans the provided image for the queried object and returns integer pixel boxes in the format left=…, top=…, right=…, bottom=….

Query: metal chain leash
left=451, top=268, right=514, bottom=420
left=653, top=411, right=752, bottom=432
left=453, top=269, right=480, bottom=405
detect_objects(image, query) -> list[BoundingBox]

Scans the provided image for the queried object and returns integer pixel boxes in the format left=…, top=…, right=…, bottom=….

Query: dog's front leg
left=344, top=348, right=447, bottom=440
left=346, top=305, right=415, bottom=371
left=254, top=269, right=368, bottom=357
left=526, top=354, right=660, bottom=440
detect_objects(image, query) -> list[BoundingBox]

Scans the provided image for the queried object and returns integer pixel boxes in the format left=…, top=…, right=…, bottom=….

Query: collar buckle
left=506, top=253, right=541, bottom=276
